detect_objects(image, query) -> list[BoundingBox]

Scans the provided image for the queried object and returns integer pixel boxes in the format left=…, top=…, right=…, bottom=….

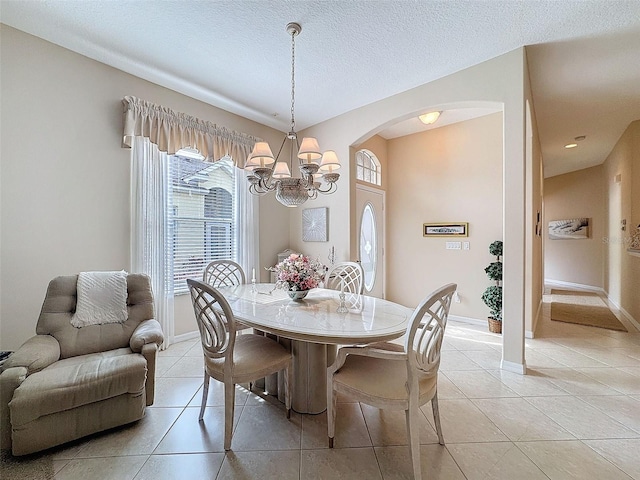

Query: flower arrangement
left=270, top=253, right=325, bottom=292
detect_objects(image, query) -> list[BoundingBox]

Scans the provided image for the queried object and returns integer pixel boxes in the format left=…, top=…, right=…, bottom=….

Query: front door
left=356, top=184, right=385, bottom=298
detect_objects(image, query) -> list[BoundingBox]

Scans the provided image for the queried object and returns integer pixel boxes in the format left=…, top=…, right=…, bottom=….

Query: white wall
left=0, top=26, right=289, bottom=349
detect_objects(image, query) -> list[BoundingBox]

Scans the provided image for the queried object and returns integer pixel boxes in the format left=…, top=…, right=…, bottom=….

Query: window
left=355, top=149, right=381, bottom=186
left=169, top=154, right=238, bottom=294
left=359, top=202, right=377, bottom=292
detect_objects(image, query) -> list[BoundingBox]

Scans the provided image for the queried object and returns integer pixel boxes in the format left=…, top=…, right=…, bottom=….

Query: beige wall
left=1, top=26, right=536, bottom=371
left=386, top=113, right=503, bottom=318
left=288, top=48, right=530, bottom=370
left=544, top=166, right=605, bottom=288
left=603, top=120, right=640, bottom=324
left=0, top=26, right=289, bottom=349
left=523, top=49, right=545, bottom=338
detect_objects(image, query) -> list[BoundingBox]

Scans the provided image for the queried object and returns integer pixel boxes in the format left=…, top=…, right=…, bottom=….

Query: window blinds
left=168, top=155, right=238, bottom=294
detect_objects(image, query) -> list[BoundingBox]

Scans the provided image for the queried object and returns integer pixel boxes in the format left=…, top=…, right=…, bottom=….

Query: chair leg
left=406, top=402, right=422, bottom=480
left=223, top=381, right=235, bottom=451
left=199, top=371, right=210, bottom=421
left=431, top=391, right=445, bottom=445
left=284, top=364, right=292, bottom=419
left=327, top=372, right=337, bottom=448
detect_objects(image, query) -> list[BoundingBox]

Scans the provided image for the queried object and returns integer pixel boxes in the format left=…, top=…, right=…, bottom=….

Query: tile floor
left=2, top=288, right=640, bottom=479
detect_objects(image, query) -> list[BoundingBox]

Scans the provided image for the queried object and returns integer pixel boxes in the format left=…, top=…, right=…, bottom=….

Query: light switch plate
left=446, top=242, right=462, bottom=250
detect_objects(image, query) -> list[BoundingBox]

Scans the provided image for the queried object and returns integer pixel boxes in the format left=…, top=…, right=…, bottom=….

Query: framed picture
left=548, top=218, right=589, bottom=240
left=423, top=222, right=468, bottom=237
left=302, top=207, right=328, bottom=242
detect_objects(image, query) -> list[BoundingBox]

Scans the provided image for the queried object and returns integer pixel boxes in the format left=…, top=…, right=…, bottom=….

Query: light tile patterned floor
left=3, top=288, right=640, bottom=479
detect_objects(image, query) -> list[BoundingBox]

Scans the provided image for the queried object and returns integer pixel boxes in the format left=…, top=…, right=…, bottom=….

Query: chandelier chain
left=245, top=22, right=340, bottom=207
left=290, top=28, right=296, bottom=132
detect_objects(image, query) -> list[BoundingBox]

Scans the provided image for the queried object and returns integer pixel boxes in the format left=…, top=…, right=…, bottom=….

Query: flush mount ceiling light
left=244, top=22, right=340, bottom=207
left=418, top=111, right=441, bottom=125
left=565, top=135, right=585, bottom=149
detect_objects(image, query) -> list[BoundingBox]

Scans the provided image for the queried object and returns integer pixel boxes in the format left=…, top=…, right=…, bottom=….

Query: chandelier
left=245, top=22, right=341, bottom=207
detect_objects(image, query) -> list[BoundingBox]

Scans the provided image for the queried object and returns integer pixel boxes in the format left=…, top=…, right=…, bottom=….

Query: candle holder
left=336, top=291, right=349, bottom=314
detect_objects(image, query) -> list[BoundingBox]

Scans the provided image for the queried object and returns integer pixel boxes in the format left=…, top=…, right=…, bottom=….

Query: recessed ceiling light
left=574, top=135, right=586, bottom=141
left=564, top=143, right=578, bottom=149
left=418, top=111, right=441, bottom=125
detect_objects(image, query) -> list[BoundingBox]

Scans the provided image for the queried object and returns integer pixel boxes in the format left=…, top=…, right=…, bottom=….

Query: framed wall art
left=548, top=218, right=589, bottom=239
left=302, top=207, right=328, bottom=242
left=423, top=222, right=468, bottom=237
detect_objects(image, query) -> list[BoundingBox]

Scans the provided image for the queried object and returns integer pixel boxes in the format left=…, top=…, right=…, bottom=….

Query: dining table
left=215, top=283, right=413, bottom=414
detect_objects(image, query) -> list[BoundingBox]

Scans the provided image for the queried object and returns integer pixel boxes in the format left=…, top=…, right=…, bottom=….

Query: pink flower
left=269, top=253, right=325, bottom=292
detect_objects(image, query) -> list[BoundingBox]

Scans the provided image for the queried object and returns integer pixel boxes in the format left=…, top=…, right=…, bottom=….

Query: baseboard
left=501, top=358, right=527, bottom=374
left=526, top=298, right=543, bottom=339
left=172, top=330, right=199, bottom=344
left=620, top=306, right=640, bottom=330
left=606, top=295, right=640, bottom=331
left=448, top=314, right=486, bottom=327
left=544, top=279, right=604, bottom=293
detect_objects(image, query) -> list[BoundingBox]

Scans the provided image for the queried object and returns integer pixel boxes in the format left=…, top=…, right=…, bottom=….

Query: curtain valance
left=122, top=96, right=259, bottom=167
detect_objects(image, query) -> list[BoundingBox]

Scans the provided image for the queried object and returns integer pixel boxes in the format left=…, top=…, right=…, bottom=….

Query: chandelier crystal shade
left=245, top=22, right=340, bottom=207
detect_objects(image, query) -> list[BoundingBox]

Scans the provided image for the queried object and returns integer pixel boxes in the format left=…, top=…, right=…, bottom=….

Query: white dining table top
left=215, top=284, right=413, bottom=344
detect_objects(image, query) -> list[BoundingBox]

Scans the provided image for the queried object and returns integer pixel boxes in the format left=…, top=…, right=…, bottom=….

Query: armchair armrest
left=328, top=343, right=407, bottom=376
left=0, top=366, right=28, bottom=451
left=2, top=335, right=60, bottom=375
left=130, top=319, right=164, bottom=352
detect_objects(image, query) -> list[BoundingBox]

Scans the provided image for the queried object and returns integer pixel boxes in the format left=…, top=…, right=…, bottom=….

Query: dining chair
left=327, top=283, right=457, bottom=480
left=324, top=261, right=365, bottom=294
left=187, top=279, right=293, bottom=450
left=202, top=260, right=246, bottom=287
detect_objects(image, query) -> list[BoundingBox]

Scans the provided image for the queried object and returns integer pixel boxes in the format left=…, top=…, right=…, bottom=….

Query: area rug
left=550, top=289, right=627, bottom=332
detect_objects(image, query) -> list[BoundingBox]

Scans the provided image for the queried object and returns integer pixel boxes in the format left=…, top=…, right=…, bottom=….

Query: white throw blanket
left=71, top=271, right=128, bottom=328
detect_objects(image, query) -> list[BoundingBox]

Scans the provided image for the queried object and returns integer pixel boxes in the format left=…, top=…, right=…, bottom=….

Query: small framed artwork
left=548, top=218, right=589, bottom=240
left=423, top=222, right=468, bottom=237
left=302, top=207, right=328, bottom=242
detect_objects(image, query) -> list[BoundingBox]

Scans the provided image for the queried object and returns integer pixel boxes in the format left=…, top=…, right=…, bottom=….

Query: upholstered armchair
left=0, top=273, right=164, bottom=456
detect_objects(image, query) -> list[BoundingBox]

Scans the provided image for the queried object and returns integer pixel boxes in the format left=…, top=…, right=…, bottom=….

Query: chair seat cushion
left=333, top=354, right=437, bottom=403
left=9, top=348, right=147, bottom=427
left=205, top=334, right=290, bottom=380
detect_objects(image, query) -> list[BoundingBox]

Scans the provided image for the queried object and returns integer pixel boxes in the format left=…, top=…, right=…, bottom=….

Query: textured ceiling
left=1, top=0, right=639, bottom=177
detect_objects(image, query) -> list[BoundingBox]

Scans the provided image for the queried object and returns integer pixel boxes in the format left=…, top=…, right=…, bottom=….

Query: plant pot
left=488, top=317, right=502, bottom=334
left=288, top=289, right=309, bottom=301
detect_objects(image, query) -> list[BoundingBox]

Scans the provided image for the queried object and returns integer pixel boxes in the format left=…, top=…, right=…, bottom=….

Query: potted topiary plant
left=481, top=240, right=503, bottom=334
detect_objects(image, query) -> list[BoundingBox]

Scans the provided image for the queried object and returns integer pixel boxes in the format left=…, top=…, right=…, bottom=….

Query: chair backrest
left=36, top=274, right=155, bottom=359
left=202, top=260, right=246, bottom=288
left=324, top=262, right=365, bottom=294
left=187, top=279, right=237, bottom=365
left=404, top=283, right=457, bottom=376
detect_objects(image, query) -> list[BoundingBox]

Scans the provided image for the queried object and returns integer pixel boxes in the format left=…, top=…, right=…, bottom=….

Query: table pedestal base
left=279, top=340, right=337, bottom=414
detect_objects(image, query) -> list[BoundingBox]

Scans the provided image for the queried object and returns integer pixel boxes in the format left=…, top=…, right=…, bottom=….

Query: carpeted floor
left=550, top=289, right=627, bottom=332
left=0, top=449, right=56, bottom=480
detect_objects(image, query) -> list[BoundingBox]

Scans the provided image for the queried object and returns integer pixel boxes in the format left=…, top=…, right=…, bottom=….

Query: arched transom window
left=356, top=149, right=381, bottom=186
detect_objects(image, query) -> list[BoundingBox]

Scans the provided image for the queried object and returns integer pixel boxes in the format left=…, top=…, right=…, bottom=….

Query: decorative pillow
left=71, top=271, right=128, bottom=328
